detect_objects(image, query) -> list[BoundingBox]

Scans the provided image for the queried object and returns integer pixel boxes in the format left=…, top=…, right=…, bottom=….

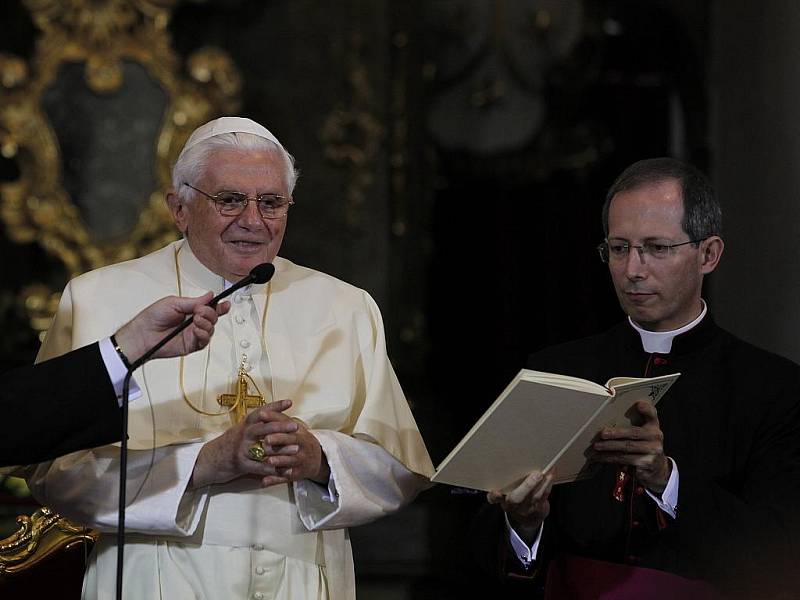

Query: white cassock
left=28, top=240, right=434, bottom=600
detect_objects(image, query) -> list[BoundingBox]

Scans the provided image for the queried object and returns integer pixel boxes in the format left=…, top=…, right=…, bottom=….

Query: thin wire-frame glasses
left=597, top=238, right=707, bottom=263
left=183, top=182, right=294, bottom=219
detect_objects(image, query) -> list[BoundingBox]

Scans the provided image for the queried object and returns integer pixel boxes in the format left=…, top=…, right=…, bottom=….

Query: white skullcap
left=182, top=116, right=284, bottom=152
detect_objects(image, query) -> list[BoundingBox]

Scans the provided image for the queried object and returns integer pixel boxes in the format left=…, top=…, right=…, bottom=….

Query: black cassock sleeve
left=0, top=343, right=123, bottom=466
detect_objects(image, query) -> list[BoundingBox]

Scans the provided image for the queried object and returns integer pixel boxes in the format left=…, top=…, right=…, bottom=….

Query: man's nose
left=624, top=246, right=647, bottom=279
left=236, top=200, right=265, bottom=228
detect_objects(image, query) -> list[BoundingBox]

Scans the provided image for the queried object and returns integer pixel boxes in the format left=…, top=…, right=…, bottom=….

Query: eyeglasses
left=183, top=182, right=294, bottom=219
left=597, top=238, right=707, bottom=263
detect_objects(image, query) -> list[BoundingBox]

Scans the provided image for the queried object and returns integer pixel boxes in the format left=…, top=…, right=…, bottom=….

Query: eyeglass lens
left=216, top=192, right=288, bottom=217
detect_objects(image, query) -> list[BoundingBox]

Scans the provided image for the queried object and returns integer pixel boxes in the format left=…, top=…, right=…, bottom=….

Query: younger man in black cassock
left=472, top=158, right=800, bottom=599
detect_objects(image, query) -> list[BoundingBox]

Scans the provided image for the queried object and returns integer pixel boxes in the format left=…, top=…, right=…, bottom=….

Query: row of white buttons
left=233, top=293, right=252, bottom=364
left=253, top=540, right=266, bottom=599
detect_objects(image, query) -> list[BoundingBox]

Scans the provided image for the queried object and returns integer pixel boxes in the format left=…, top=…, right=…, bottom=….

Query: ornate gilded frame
left=0, top=0, right=242, bottom=334
left=0, top=506, right=96, bottom=575
left=0, top=0, right=244, bottom=579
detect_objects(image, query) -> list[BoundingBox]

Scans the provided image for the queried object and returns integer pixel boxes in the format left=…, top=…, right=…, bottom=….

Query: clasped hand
left=191, top=399, right=330, bottom=489
left=590, top=399, right=671, bottom=493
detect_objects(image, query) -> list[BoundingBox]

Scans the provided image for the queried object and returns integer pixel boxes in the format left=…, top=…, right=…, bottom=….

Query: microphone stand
left=114, top=264, right=274, bottom=600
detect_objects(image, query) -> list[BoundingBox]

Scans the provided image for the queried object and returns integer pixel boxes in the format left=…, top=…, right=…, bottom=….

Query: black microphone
left=127, top=262, right=275, bottom=371
left=115, top=262, right=275, bottom=600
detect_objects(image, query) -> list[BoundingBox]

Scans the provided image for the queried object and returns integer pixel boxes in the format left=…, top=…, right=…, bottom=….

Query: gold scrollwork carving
left=0, top=506, right=96, bottom=575
left=0, top=0, right=242, bottom=336
left=320, top=33, right=384, bottom=230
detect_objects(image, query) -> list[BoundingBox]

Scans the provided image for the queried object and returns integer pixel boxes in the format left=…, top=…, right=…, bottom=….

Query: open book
left=431, top=369, right=680, bottom=492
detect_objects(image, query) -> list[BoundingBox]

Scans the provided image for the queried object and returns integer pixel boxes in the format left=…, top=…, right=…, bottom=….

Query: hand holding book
left=488, top=470, right=554, bottom=546
left=432, top=370, right=680, bottom=493
left=591, top=399, right=672, bottom=493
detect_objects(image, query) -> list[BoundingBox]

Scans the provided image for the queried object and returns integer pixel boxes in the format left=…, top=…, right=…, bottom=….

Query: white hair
left=171, top=132, right=300, bottom=200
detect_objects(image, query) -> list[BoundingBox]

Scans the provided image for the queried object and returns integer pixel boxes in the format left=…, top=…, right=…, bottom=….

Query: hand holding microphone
left=114, top=292, right=229, bottom=363
left=124, top=263, right=276, bottom=371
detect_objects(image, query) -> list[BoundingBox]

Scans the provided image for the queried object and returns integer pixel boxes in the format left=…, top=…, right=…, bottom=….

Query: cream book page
left=431, top=370, right=679, bottom=492
left=549, top=373, right=679, bottom=484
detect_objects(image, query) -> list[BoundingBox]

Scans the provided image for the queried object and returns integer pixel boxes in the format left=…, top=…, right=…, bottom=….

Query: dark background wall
left=0, top=0, right=788, bottom=597
left=711, top=0, right=800, bottom=364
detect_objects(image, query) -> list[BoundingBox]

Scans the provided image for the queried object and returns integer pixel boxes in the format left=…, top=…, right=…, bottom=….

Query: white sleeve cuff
left=645, top=456, right=679, bottom=518
left=98, top=337, right=141, bottom=405
left=294, top=434, right=343, bottom=530
left=35, top=442, right=210, bottom=536
left=294, top=430, right=425, bottom=531
left=121, top=442, right=209, bottom=536
left=322, top=472, right=340, bottom=503
left=505, top=513, right=544, bottom=568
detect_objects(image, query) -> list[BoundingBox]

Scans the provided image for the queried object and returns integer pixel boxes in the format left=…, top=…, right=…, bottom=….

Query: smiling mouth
left=227, top=240, right=265, bottom=252
left=229, top=240, right=263, bottom=247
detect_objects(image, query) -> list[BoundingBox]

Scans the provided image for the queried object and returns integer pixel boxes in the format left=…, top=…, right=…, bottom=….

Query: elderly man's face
left=169, top=147, right=289, bottom=281
left=606, top=178, right=720, bottom=331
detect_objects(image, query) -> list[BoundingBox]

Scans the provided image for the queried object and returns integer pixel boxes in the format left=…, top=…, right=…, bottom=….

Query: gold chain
left=174, top=243, right=272, bottom=417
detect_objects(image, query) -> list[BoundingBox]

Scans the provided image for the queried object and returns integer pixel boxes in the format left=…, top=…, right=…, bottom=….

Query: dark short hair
left=601, top=157, right=722, bottom=241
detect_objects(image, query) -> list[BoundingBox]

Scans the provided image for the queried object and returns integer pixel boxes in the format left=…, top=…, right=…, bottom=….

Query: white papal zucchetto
left=182, top=116, right=284, bottom=152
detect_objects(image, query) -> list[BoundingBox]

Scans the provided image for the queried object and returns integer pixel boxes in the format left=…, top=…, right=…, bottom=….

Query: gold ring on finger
left=248, top=441, right=267, bottom=462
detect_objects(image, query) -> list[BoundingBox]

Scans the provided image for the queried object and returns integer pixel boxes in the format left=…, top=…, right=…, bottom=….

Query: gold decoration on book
left=0, top=0, right=242, bottom=337
left=217, top=355, right=266, bottom=425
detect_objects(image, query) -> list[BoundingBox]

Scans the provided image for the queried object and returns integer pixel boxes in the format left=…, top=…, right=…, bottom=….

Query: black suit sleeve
left=0, top=343, right=123, bottom=466
left=469, top=501, right=549, bottom=598
left=669, top=361, right=800, bottom=596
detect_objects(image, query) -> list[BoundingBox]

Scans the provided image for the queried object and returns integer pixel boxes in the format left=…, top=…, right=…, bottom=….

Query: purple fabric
left=544, top=554, right=723, bottom=600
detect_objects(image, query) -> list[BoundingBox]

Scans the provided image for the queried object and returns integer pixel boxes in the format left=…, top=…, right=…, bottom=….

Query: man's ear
left=166, top=189, right=188, bottom=234
left=700, top=236, right=724, bottom=275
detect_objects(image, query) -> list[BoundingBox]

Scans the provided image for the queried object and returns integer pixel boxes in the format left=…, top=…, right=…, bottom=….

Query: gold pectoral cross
left=217, top=355, right=265, bottom=425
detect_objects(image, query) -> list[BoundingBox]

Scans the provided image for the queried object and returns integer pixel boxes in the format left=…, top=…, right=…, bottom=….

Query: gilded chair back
left=0, top=0, right=242, bottom=587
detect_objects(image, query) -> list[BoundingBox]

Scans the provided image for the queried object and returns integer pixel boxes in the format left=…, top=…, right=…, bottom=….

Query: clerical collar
left=224, top=279, right=254, bottom=295
left=176, top=240, right=260, bottom=295
left=628, top=300, right=707, bottom=354
left=175, top=240, right=226, bottom=293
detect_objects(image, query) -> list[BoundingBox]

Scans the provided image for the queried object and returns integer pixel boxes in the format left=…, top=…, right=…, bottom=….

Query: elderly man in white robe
left=29, top=117, right=434, bottom=600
